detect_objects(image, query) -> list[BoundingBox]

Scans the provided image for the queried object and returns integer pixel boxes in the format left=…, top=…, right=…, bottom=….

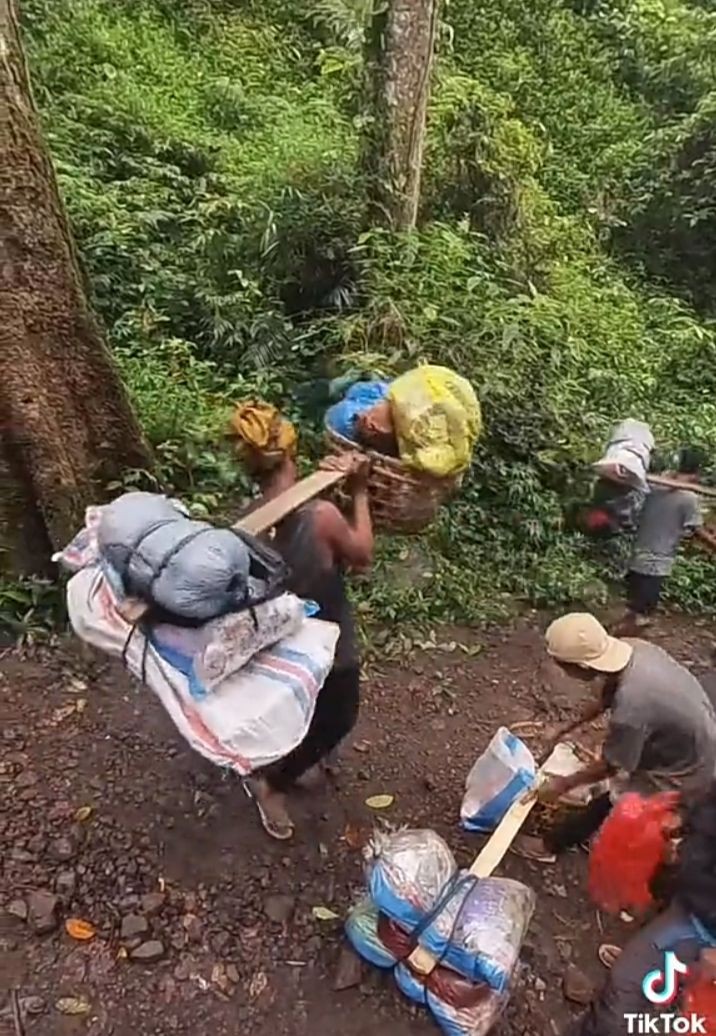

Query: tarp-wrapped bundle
left=58, top=500, right=340, bottom=773
left=66, top=565, right=339, bottom=774
left=582, top=419, right=655, bottom=536
left=367, top=828, right=457, bottom=932
left=593, top=419, right=654, bottom=493
left=346, top=829, right=535, bottom=1036
left=97, top=491, right=287, bottom=624
left=388, top=366, right=481, bottom=479
left=151, top=592, right=307, bottom=700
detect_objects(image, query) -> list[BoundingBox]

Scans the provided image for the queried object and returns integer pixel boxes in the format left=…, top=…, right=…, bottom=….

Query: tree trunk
left=0, top=0, right=152, bottom=574
left=364, top=0, right=440, bottom=231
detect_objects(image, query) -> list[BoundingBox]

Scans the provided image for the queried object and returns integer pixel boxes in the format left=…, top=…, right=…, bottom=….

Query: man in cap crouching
left=514, top=613, right=716, bottom=864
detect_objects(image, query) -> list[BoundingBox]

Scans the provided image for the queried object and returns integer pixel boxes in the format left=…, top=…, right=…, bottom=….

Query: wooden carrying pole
left=235, top=468, right=347, bottom=535
left=646, top=474, right=716, bottom=500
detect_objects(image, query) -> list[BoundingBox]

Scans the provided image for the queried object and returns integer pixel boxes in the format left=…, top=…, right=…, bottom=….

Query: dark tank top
left=274, top=502, right=358, bottom=671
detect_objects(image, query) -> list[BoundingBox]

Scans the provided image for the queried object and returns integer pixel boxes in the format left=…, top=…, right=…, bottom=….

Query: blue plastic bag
left=460, top=728, right=536, bottom=833
left=325, top=381, right=389, bottom=442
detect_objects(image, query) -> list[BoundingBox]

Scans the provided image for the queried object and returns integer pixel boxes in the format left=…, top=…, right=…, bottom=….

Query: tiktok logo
left=642, top=952, right=690, bottom=1007
left=625, top=954, right=706, bottom=1032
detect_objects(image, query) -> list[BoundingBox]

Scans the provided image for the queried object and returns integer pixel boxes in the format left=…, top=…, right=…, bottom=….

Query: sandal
left=510, top=835, right=557, bottom=864
left=598, top=944, right=622, bottom=969
left=243, top=779, right=295, bottom=841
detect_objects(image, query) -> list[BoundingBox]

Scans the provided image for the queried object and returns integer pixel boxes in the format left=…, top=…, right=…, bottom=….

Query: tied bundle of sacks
left=346, top=829, right=535, bottom=1036
left=325, top=366, right=481, bottom=533
left=56, top=493, right=340, bottom=775
left=574, top=418, right=654, bottom=538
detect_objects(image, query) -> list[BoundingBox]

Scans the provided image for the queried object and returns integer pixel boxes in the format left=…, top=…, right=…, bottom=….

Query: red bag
left=589, top=791, right=680, bottom=913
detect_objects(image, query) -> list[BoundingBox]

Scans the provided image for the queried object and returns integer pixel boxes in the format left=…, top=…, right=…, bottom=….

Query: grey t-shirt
left=630, top=487, right=702, bottom=576
left=605, top=640, right=716, bottom=797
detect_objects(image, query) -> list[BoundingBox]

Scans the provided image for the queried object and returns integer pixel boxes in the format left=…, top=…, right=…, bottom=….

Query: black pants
left=265, top=666, right=360, bottom=792
left=626, top=570, right=664, bottom=616
left=544, top=793, right=612, bottom=854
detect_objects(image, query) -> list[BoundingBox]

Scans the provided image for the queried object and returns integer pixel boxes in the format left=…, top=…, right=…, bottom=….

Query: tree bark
left=364, top=0, right=440, bottom=231
left=0, top=0, right=152, bottom=574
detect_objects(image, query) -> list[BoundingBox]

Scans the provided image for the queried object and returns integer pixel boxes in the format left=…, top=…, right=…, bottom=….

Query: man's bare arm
left=313, top=491, right=374, bottom=572
left=540, top=756, right=614, bottom=802
left=694, top=526, right=716, bottom=552
left=561, top=756, right=614, bottom=791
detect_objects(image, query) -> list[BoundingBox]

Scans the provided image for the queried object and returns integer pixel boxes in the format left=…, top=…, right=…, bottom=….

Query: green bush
left=19, top=0, right=716, bottom=627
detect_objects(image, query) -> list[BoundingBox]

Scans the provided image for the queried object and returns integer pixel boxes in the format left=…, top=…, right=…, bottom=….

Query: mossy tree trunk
left=364, top=0, right=440, bottom=230
left=0, top=0, right=152, bottom=574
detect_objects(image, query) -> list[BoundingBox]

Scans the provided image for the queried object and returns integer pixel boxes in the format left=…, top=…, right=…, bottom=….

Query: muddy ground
left=2, top=612, right=715, bottom=1036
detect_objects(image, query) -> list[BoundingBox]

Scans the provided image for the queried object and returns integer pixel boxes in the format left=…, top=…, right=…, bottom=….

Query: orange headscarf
left=228, top=401, right=297, bottom=472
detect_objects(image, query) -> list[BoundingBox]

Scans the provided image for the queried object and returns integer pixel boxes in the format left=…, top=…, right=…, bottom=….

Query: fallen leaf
left=76, top=697, right=88, bottom=714
left=312, top=906, right=340, bottom=922
left=249, top=971, right=268, bottom=999
left=65, top=918, right=96, bottom=941
left=74, top=805, right=93, bottom=822
left=55, top=996, right=91, bottom=1015
left=365, top=794, right=394, bottom=810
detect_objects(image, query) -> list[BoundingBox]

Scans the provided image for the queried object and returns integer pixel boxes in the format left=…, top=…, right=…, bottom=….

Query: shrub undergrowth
left=16, top=0, right=716, bottom=628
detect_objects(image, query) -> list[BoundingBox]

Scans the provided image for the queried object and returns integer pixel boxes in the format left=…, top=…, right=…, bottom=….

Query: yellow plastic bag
left=388, top=366, right=481, bottom=478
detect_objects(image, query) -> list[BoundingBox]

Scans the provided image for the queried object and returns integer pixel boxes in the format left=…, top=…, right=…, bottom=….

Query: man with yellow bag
left=229, top=402, right=375, bottom=839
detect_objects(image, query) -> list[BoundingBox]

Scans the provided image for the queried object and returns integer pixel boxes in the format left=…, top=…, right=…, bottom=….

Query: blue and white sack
left=366, top=829, right=457, bottom=933
left=460, top=728, right=536, bottom=833
left=417, top=875, right=536, bottom=991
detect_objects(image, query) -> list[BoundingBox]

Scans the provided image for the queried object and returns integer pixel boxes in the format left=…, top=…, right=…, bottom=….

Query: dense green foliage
left=20, top=0, right=716, bottom=624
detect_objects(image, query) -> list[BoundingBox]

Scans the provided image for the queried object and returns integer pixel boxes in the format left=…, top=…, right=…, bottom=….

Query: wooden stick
left=647, top=474, right=716, bottom=499
left=235, top=468, right=347, bottom=535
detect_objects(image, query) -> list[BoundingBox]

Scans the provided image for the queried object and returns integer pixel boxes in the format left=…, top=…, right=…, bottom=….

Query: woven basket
left=325, top=421, right=460, bottom=534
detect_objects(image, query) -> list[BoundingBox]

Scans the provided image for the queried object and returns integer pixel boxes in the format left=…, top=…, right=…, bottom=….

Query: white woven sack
left=67, top=567, right=339, bottom=774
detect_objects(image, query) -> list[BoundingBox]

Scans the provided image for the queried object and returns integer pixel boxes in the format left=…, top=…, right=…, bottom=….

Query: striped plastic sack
left=53, top=506, right=104, bottom=572
left=66, top=567, right=339, bottom=774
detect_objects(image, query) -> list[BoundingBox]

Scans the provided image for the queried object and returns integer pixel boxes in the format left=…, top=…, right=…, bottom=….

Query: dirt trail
left=1, top=614, right=714, bottom=1035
